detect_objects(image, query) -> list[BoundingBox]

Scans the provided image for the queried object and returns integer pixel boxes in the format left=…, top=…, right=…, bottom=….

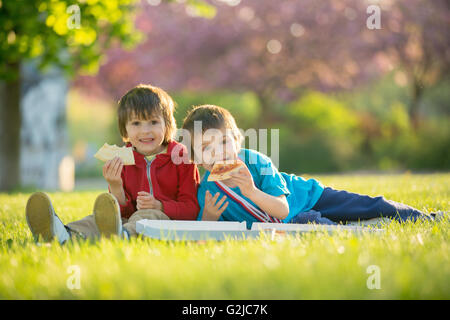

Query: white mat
left=136, top=220, right=382, bottom=241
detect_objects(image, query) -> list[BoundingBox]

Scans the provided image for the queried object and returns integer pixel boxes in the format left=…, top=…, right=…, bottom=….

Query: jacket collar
left=125, top=140, right=184, bottom=168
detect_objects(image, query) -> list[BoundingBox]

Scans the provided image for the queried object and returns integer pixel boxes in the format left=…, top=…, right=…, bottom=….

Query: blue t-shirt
left=197, top=148, right=325, bottom=228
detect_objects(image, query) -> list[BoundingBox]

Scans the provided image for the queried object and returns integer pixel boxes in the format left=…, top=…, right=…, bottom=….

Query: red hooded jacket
left=112, top=140, right=200, bottom=220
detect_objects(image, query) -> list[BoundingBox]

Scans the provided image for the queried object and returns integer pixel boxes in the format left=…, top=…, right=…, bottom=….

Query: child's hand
left=229, top=166, right=257, bottom=198
left=136, top=191, right=163, bottom=211
left=103, top=157, right=123, bottom=188
left=203, top=190, right=228, bottom=221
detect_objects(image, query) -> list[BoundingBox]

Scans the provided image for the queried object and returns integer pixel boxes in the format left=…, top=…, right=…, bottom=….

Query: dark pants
left=290, top=187, right=431, bottom=225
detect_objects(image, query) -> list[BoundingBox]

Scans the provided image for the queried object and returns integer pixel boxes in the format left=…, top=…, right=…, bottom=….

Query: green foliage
left=0, top=174, right=448, bottom=299
left=184, top=0, right=217, bottom=18
left=67, top=78, right=449, bottom=178
left=338, top=72, right=411, bottom=117
left=288, top=91, right=360, bottom=137
left=162, top=0, right=216, bottom=18
left=172, top=90, right=261, bottom=130
left=277, top=92, right=363, bottom=173
left=67, top=90, right=118, bottom=178
left=371, top=119, right=450, bottom=171
left=420, top=78, right=450, bottom=117
left=0, top=0, right=142, bottom=79
left=339, top=73, right=450, bottom=171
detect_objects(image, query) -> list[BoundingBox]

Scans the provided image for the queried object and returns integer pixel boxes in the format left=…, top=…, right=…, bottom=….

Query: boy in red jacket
left=25, top=84, right=200, bottom=243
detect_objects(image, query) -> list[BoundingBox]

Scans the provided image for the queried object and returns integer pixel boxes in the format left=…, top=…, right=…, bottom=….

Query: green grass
left=0, top=173, right=449, bottom=299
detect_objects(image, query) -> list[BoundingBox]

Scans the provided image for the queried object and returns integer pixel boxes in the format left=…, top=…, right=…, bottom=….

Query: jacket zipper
left=145, top=158, right=153, bottom=195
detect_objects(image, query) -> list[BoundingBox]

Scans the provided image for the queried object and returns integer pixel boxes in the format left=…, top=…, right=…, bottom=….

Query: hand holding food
left=94, top=143, right=135, bottom=165
left=207, top=159, right=246, bottom=182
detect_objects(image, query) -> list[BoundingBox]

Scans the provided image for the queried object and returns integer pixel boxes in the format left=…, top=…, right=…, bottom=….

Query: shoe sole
left=94, top=193, right=121, bottom=238
left=25, top=192, right=54, bottom=242
left=431, top=211, right=446, bottom=222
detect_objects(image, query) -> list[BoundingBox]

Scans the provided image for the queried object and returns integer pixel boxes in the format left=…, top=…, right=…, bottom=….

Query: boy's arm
left=201, top=190, right=229, bottom=221
left=229, top=166, right=290, bottom=220
left=245, top=188, right=289, bottom=220
left=109, top=184, right=126, bottom=205
left=197, top=185, right=227, bottom=221
left=159, top=162, right=201, bottom=220
left=103, top=157, right=135, bottom=219
left=108, top=184, right=135, bottom=219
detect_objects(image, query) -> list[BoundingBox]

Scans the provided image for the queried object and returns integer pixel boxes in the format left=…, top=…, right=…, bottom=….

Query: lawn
left=0, top=173, right=449, bottom=299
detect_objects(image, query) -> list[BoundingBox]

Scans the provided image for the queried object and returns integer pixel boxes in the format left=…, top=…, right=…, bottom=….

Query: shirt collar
left=138, top=145, right=168, bottom=162
left=126, top=141, right=178, bottom=166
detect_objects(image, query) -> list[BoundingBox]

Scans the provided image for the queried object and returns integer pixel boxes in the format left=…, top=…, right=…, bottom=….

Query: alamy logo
left=173, top=124, right=280, bottom=174
left=67, top=4, right=81, bottom=30
left=67, top=265, right=81, bottom=290
left=366, top=5, right=381, bottom=30
left=366, top=265, right=381, bottom=289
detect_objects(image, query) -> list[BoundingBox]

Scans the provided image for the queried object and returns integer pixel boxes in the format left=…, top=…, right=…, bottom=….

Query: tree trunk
left=20, top=61, right=71, bottom=190
left=256, top=93, right=277, bottom=129
left=0, top=63, right=21, bottom=191
left=410, top=80, right=423, bottom=130
left=0, top=62, right=71, bottom=192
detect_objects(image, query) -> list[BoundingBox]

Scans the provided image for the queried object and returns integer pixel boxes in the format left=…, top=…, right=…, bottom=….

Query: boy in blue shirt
left=181, top=105, right=438, bottom=227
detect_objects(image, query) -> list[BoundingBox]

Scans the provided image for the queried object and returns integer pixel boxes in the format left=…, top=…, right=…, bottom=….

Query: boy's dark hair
left=181, top=104, right=243, bottom=159
left=118, top=84, right=176, bottom=144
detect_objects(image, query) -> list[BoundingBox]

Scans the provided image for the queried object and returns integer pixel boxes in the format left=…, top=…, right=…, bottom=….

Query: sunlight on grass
left=0, top=174, right=449, bottom=299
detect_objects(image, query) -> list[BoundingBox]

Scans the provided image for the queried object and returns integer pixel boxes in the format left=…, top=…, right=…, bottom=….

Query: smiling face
left=125, top=112, right=166, bottom=156
left=194, top=127, right=241, bottom=172
left=118, top=84, right=177, bottom=155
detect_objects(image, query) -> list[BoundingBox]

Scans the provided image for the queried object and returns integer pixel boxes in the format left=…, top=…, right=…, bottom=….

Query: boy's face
left=194, top=127, right=240, bottom=171
left=125, top=112, right=166, bottom=156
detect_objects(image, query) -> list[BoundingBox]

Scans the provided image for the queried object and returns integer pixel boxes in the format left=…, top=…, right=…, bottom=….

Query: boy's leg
left=26, top=192, right=71, bottom=244
left=67, top=193, right=123, bottom=240
left=123, top=209, right=170, bottom=237
left=66, top=214, right=100, bottom=240
left=290, top=209, right=337, bottom=225
left=93, top=193, right=123, bottom=238
left=311, top=187, right=433, bottom=223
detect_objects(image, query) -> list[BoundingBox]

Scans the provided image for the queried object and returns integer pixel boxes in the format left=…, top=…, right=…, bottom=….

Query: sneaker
left=93, top=193, right=127, bottom=238
left=431, top=211, right=447, bottom=222
left=25, top=192, right=70, bottom=244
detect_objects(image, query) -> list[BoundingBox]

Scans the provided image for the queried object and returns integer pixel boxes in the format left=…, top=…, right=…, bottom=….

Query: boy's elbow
left=274, top=204, right=289, bottom=220
left=279, top=207, right=289, bottom=220
left=187, top=201, right=200, bottom=220
left=278, top=196, right=289, bottom=220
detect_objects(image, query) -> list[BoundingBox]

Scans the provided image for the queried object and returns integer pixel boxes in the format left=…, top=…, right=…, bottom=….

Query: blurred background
left=1, top=0, right=449, bottom=192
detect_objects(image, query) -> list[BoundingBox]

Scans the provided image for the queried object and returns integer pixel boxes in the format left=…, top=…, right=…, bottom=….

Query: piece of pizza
left=207, top=159, right=246, bottom=182
left=94, top=143, right=135, bottom=165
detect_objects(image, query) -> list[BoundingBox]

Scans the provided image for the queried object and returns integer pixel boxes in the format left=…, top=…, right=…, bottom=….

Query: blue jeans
left=290, top=187, right=431, bottom=225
